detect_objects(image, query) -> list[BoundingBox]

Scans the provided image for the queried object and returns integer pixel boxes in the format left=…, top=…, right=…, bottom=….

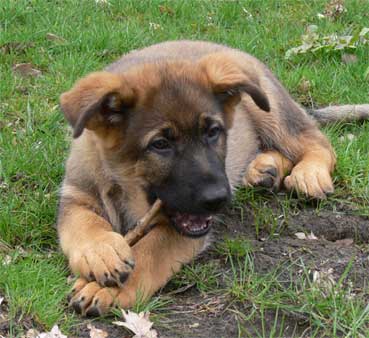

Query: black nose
left=198, top=186, right=229, bottom=212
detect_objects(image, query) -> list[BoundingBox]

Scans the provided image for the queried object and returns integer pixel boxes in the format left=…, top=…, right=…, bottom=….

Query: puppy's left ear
left=199, top=53, right=270, bottom=114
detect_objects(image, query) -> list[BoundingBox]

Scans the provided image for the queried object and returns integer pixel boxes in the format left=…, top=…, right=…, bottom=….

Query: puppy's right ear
left=60, top=72, right=136, bottom=138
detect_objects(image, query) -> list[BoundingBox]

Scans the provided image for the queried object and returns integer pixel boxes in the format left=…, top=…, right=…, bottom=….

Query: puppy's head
left=60, top=53, right=270, bottom=237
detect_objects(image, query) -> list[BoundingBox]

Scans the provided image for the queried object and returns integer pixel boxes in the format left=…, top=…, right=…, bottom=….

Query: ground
left=0, top=1, right=369, bottom=337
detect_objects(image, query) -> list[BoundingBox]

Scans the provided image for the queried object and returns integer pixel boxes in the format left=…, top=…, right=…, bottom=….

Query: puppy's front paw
left=284, top=162, right=334, bottom=199
left=243, top=154, right=282, bottom=190
left=68, top=278, right=117, bottom=316
left=69, top=231, right=135, bottom=287
left=69, top=277, right=137, bottom=317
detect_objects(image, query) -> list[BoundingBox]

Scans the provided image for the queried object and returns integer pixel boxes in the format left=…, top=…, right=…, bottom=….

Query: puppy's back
left=106, top=40, right=255, bottom=73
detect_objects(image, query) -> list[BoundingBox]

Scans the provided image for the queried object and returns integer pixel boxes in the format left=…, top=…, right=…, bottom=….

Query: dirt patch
left=152, top=203, right=369, bottom=337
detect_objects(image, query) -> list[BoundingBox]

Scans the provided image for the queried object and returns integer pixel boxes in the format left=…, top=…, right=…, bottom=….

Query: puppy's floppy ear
left=60, top=72, right=135, bottom=138
left=199, top=53, right=270, bottom=113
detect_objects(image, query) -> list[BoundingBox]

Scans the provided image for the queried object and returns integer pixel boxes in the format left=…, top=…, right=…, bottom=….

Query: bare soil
left=153, top=202, right=369, bottom=338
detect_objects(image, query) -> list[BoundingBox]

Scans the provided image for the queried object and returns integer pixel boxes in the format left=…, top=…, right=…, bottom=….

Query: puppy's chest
left=101, top=184, right=137, bottom=234
left=101, top=183, right=148, bottom=234
left=225, top=105, right=260, bottom=188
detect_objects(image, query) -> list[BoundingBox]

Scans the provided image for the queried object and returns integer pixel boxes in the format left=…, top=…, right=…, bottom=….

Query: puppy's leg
left=58, top=187, right=135, bottom=288
left=243, top=86, right=336, bottom=199
left=243, top=150, right=293, bottom=190
left=284, top=131, right=336, bottom=199
left=69, top=224, right=205, bottom=316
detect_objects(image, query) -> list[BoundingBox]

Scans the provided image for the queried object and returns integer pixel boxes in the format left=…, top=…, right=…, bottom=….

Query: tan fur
left=243, top=150, right=293, bottom=190
left=58, top=40, right=343, bottom=316
left=69, top=224, right=205, bottom=316
left=311, top=104, right=369, bottom=124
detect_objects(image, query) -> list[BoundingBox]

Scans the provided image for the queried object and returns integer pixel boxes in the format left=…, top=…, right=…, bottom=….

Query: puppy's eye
left=206, top=125, right=222, bottom=142
left=149, top=138, right=171, bottom=152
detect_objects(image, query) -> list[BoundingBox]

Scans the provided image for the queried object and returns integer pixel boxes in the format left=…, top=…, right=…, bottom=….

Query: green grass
left=1, top=0, right=369, bottom=336
left=223, top=247, right=368, bottom=337
left=0, top=253, right=75, bottom=334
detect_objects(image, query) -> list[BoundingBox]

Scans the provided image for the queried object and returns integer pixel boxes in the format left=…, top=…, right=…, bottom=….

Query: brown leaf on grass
left=0, top=42, right=35, bottom=55
left=324, top=0, right=346, bottom=20
left=46, top=33, right=66, bottom=43
left=113, top=310, right=158, bottom=338
left=87, top=324, right=108, bottom=338
left=335, top=238, right=354, bottom=246
left=341, top=53, right=358, bottom=64
left=159, top=5, right=174, bottom=16
left=298, top=78, right=311, bottom=94
left=12, top=63, right=42, bottom=77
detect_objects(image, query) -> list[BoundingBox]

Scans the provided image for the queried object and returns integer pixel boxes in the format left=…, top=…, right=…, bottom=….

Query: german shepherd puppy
left=58, top=40, right=368, bottom=316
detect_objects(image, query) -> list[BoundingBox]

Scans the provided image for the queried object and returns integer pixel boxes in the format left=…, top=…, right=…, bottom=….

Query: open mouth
left=169, top=212, right=213, bottom=237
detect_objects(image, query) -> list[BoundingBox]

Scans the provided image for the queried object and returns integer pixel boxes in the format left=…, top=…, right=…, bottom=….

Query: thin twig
left=125, top=199, right=163, bottom=246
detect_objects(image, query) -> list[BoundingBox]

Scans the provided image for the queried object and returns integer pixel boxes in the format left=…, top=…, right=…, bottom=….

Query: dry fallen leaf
left=317, top=12, right=326, bottom=19
left=339, top=133, right=355, bottom=142
left=159, top=5, right=174, bottom=16
left=87, top=324, right=108, bottom=338
left=324, top=0, right=346, bottom=19
left=335, top=238, right=354, bottom=246
left=0, top=41, right=35, bottom=54
left=341, top=53, right=358, bottom=64
left=13, top=63, right=42, bottom=77
left=312, top=268, right=336, bottom=296
left=66, top=275, right=75, bottom=285
left=2, top=255, right=12, bottom=266
left=46, top=33, right=66, bottom=43
left=113, top=310, right=158, bottom=338
left=307, top=232, right=318, bottom=240
left=295, top=232, right=318, bottom=240
left=25, top=329, right=39, bottom=338
left=295, top=232, right=307, bottom=240
left=298, top=78, right=311, bottom=94
left=36, top=325, right=67, bottom=338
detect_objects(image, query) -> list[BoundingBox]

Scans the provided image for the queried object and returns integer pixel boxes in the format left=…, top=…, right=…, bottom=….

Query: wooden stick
left=125, top=199, right=163, bottom=246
